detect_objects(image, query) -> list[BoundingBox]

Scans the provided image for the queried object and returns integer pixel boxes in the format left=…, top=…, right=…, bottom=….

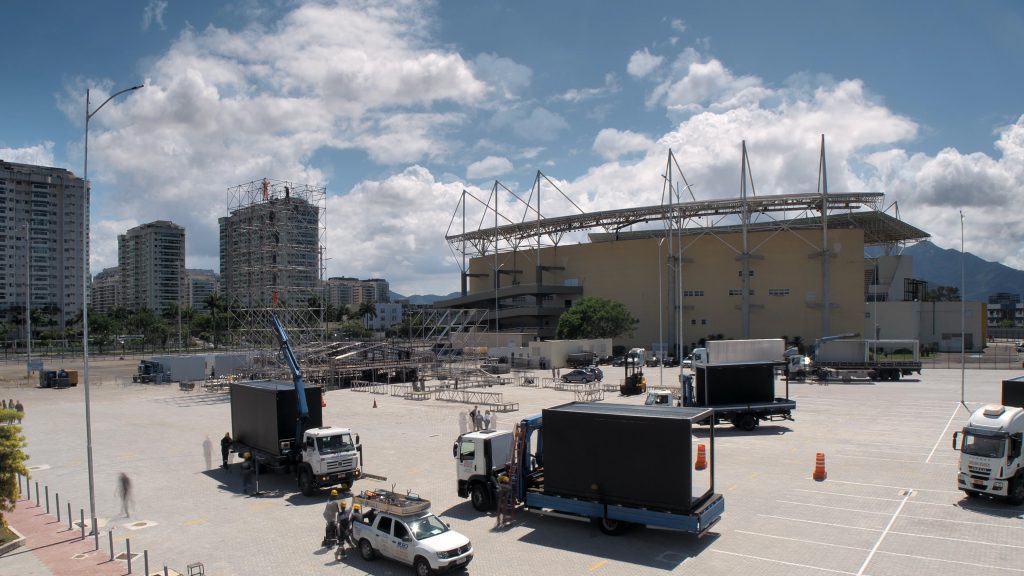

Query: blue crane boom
left=271, top=313, right=309, bottom=454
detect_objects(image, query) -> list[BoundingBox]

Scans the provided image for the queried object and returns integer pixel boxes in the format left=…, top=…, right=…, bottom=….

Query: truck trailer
left=951, top=376, right=1024, bottom=504
left=454, top=402, right=724, bottom=536
left=689, top=339, right=795, bottom=431
left=787, top=338, right=922, bottom=381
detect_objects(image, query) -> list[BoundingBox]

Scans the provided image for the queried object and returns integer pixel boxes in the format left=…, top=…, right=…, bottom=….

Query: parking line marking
left=734, top=530, right=868, bottom=551
left=838, top=453, right=956, bottom=465
left=589, top=559, right=607, bottom=570
left=792, top=488, right=903, bottom=503
left=711, top=549, right=856, bottom=574
left=822, top=478, right=959, bottom=493
left=897, top=512, right=1024, bottom=529
left=889, top=529, right=1024, bottom=549
left=776, top=500, right=893, bottom=516
left=758, top=515, right=881, bottom=532
left=926, top=403, right=965, bottom=463
left=856, top=489, right=910, bottom=576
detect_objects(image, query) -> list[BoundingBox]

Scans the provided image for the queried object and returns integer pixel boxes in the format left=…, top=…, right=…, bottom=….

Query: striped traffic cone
left=694, top=443, right=707, bottom=470
left=813, top=452, right=827, bottom=481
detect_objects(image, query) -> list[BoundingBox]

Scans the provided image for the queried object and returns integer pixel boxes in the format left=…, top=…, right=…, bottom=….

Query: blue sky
left=2, top=0, right=1023, bottom=295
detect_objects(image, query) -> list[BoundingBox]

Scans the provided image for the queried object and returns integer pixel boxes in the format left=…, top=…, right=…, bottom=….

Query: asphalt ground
left=1, top=358, right=1022, bottom=576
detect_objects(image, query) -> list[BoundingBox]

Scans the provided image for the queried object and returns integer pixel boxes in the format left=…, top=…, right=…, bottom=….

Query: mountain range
left=390, top=241, right=1022, bottom=305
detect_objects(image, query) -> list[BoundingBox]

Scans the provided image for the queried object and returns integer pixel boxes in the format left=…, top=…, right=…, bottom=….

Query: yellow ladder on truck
left=497, top=421, right=527, bottom=527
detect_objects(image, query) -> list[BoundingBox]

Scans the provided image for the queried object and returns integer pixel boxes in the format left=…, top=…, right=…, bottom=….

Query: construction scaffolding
left=222, top=178, right=327, bottom=348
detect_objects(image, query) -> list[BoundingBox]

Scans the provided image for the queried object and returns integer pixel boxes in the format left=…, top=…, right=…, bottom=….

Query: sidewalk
left=1, top=497, right=129, bottom=576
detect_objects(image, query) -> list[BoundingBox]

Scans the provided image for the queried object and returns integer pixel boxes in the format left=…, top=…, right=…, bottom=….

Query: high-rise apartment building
left=117, top=220, right=185, bottom=314
left=363, top=278, right=391, bottom=303
left=324, top=276, right=391, bottom=308
left=91, top=267, right=119, bottom=314
left=186, top=268, right=218, bottom=312
left=219, top=195, right=319, bottom=308
left=0, top=160, right=88, bottom=334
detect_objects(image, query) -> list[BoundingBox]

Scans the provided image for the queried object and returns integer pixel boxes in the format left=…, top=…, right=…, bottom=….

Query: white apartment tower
left=117, top=220, right=185, bottom=314
left=0, top=160, right=88, bottom=335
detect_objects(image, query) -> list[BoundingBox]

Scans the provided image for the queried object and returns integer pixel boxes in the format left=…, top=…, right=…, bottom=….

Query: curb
left=0, top=524, right=26, bottom=556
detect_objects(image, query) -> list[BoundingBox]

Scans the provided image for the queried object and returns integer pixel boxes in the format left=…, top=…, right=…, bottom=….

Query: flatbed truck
left=690, top=339, right=795, bottom=431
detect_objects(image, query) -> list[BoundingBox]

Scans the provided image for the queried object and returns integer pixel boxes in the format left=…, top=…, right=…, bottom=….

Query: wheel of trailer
left=414, top=556, right=432, bottom=576
left=470, top=483, right=492, bottom=511
left=890, top=370, right=901, bottom=381
left=299, top=469, right=315, bottom=497
left=1009, top=474, right=1024, bottom=505
left=592, top=516, right=629, bottom=536
left=359, top=539, right=377, bottom=561
left=737, top=414, right=757, bottom=432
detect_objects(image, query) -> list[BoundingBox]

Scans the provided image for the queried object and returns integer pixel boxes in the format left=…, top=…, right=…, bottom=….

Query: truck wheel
left=358, top=538, right=376, bottom=561
left=414, top=556, right=432, bottom=576
left=470, top=483, right=492, bottom=511
left=298, top=469, right=315, bottom=497
left=1009, top=474, right=1024, bottom=505
left=737, top=414, right=757, bottom=432
left=592, top=516, right=629, bottom=536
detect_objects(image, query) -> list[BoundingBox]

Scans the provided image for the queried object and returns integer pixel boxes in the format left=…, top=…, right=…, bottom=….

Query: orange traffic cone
left=812, top=452, right=827, bottom=481
left=694, top=443, right=707, bottom=470
left=372, top=399, right=377, bottom=408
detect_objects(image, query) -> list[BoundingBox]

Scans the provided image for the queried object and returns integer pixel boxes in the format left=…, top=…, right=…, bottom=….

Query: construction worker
left=348, top=503, right=362, bottom=547
left=336, top=500, right=353, bottom=558
left=322, top=489, right=341, bottom=548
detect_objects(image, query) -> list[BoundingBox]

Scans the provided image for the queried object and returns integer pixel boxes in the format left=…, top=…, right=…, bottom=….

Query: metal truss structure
left=223, top=178, right=326, bottom=348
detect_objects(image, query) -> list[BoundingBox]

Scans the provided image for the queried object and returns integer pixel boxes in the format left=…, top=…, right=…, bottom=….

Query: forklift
left=619, top=349, right=647, bottom=396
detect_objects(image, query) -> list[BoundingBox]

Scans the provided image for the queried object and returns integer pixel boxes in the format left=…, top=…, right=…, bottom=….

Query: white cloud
left=466, top=156, right=513, bottom=180
left=627, top=48, right=664, bottom=78
left=470, top=53, right=533, bottom=100
left=555, top=73, right=619, bottom=103
left=142, top=0, right=168, bottom=31
left=670, top=19, right=686, bottom=33
left=0, top=142, right=55, bottom=166
left=593, top=129, right=655, bottom=161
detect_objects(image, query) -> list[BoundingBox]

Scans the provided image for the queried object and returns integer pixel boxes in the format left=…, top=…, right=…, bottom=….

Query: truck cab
left=352, top=491, right=473, bottom=576
left=299, top=426, right=361, bottom=496
left=644, top=389, right=677, bottom=406
left=953, top=404, right=1024, bottom=504
left=453, top=430, right=512, bottom=511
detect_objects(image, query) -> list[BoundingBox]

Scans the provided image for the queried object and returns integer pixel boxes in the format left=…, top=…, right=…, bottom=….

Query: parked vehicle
left=229, top=314, right=362, bottom=496
left=786, top=336, right=922, bottom=381
left=611, top=355, right=626, bottom=367
left=951, top=376, right=1024, bottom=504
left=689, top=339, right=795, bottom=431
left=454, top=403, right=724, bottom=536
left=582, top=367, right=603, bottom=381
left=566, top=352, right=597, bottom=368
left=352, top=489, right=473, bottom=575
left=561, top=369, right=595, bottom=383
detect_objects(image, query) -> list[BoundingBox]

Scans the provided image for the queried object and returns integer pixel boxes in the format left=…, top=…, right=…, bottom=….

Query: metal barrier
left=349, top=380, right=389, bottom=394
left=574, top=388, right=605, bottom=402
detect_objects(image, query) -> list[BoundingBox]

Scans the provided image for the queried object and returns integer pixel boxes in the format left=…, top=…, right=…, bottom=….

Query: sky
left=2, top=0, right=1023, bottom=296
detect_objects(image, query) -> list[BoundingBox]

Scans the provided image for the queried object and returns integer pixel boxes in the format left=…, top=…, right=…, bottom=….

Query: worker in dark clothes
left=221, top=432, right=232, bottom=468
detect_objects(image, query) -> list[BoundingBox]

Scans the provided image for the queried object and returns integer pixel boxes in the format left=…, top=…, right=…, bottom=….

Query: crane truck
left=229, top=314, right=362, bottom=496
left=951, top=376, right=1024, bottom=504
left=454, top=402, right=724, bottom=536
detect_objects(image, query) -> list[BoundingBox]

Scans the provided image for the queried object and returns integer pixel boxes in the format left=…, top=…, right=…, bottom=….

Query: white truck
left=786, top=338, right=922, bottom=382
left=352, top=489, right=473, bottom=576
left=951, top=377, right=1024, bottom=504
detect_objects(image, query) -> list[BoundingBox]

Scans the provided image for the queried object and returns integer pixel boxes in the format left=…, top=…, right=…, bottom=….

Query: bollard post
left=45, top=485, right=49, bottom=513
left=126, top=538, right=132, bottom=573
left=93, top=518, right=99, bottom=550
left=164, top=565, right=169, bottom=576
left=144, top=550, right=149, bottom=576
left=25, top=477, right=30, bottom=501
left=16, top=474, right=21, bottom=497
left=108, top=529, right=114, bottom=561
left=56, top=493, right=60, bottom=521
left=35, top=482, right=39, bottom=506
left=80, top=509, right=85, bottom=539
left=67, top=502, right=72, bottom=531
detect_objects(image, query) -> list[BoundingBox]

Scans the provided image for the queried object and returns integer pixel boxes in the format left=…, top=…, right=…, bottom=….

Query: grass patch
left=0, top=523, right=18, bottom=545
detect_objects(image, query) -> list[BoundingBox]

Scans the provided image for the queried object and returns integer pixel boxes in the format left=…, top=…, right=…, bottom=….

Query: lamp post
left=24, top=223, right=31, bottom=378
left=83, top=84, right=143, bottom=533
left=960, top=210, right=965, bottom=405
left=658, top=237, right=665, bottom=386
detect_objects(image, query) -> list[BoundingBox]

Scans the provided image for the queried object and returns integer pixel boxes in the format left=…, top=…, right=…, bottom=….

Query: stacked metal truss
left=223, top=178, right=326, bottom=348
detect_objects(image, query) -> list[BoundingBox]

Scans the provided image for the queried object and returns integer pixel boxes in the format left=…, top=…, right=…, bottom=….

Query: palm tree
left=357, top=302, right=377, bottom=329
left=204, top=293, right=225, bottom=349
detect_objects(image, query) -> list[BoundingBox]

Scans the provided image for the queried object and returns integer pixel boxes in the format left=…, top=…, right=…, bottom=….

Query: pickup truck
left=352, top=489, right=473, bottom=576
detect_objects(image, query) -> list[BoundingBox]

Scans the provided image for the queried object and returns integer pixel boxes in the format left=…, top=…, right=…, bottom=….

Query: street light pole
left=83, top=84, right=143, bottom=533
left=658, top=237, right=665, bottom=386
left=24, top=223, right=31, bottom=378
left=960, top=210, right=965, bottom=405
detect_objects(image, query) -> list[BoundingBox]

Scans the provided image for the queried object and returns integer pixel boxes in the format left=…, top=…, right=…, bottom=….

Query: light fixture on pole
left=82, top=83, right=143, bottom=533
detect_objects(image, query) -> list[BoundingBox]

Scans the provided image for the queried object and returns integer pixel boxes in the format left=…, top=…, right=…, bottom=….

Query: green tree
left=204, top=293, right=226, bottom=349
left=556, top=297, right=638, bottom=340
left=924, top=285, right=961, bottom=302
left=0, top=408, right=30, bottom=530
left=357, top=302, right=378, bottom=329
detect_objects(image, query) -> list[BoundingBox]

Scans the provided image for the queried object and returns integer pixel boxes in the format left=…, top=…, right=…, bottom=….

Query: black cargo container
left=541, top=402, right=712, bottom=514
left=695, top=363, right=776, bottom=406
left=230, top=380, right=323, bottom=457
left=1003, top=376, right=1024, bottom=408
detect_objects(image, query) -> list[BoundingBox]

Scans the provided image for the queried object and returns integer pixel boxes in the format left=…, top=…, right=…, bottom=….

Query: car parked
left=561, top=369, right=595, bottom=383
left=611, top=355, right=626, bottom=367
left=681, top=355, right=694, bottom=369
left=582, top=367, right=604, bottom=381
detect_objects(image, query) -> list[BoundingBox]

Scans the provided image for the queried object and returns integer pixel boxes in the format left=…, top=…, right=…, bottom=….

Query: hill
left=904, top=240, right=1023, bottom=301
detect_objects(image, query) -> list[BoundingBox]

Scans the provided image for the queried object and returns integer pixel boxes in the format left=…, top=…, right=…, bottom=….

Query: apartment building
left=186, top=268, right=218, bottom=312
left=118, top=220, right=185, bottom=314
left=0, top=160, right=88, bottom=334
left=91, top=267, right=119, bottom=314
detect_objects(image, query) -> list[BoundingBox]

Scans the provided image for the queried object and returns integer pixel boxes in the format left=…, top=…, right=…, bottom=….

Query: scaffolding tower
left=222, top=178, right=326, bottom=348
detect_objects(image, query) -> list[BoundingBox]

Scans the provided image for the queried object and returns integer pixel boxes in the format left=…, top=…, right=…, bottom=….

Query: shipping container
left=1003, top=376, right=1024, bottom=409
left=230, top=380, right=323, bottom=457
left=694, top=363, right=776, bottom=406
left=705, top=339, right=784, bottom=364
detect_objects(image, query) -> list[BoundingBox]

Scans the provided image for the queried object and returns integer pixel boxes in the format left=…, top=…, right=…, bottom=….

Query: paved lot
left=1, top=358, right=1022, bottom=576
